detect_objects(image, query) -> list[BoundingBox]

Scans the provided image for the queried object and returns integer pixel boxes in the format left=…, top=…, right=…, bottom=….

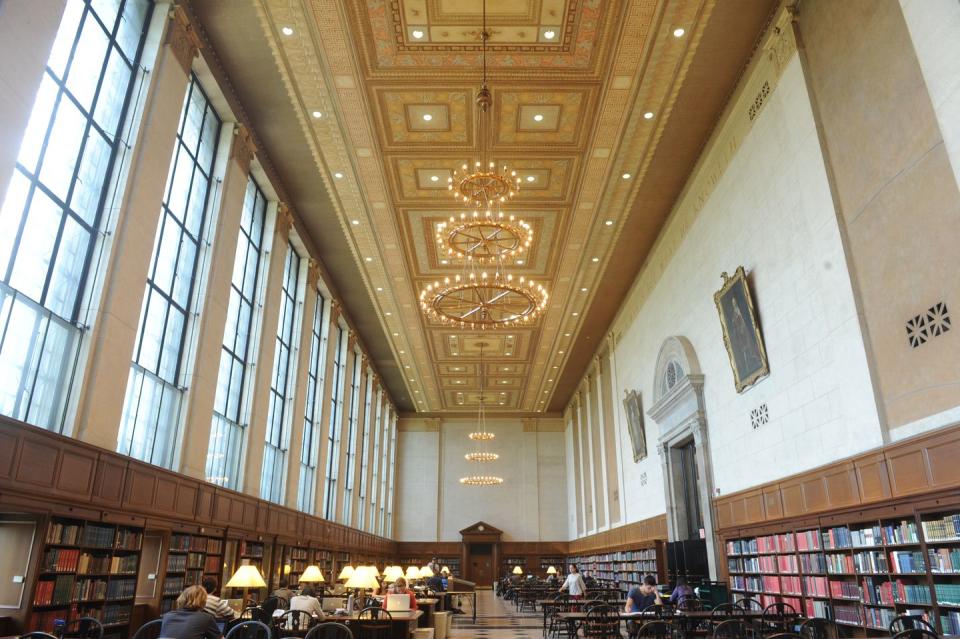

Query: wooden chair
left=354, top=607, right=392, bottom=639
left=798, top=617, right=835, bottom=639
left=274, top=610, right=316, bottom=635
left=889, top=615, right=938, bottom=636
left=765, top=634, right=803, bottom=639
left=583, top=604, right=620, bottom=639
left=736, top=597, right=763, bottom=612
left=226, top=621, right=272, bottom=639
left=635, top=621, right=678, bottom=639
left=641, top=603, right=675, bottom=619
left=711, top=619, right=754, bottom=639
left=546, top=596, right=575, bottom=639
left=677, top=597, right=705, bottom=612
left=19, top=634, right=58, bottom=639
left=891, top=630, right=941, bottom=639
left=304, top=623, right=353, bottom=639
left=61, top=617, right=104, bottom=639
left=761, top=602, right=797, bottom=633
left=710, top=603, right=745, bottom=617
left=130, top=619, right=162, bottom=639
left=519, top=588, right=539, bottom=613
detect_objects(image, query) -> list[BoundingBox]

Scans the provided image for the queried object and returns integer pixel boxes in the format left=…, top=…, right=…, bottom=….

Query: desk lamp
left=226, top=564, right=267, bottom=606
left=546, top=566, right=558, bottom=575
left=299, top=565, right=325, bottom=596
left=512, top=566, right=523, bottom=576
left=344, top=566, right=380, bottom=611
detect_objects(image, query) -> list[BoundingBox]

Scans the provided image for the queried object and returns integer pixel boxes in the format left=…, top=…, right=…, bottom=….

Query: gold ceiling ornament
left=448, top=1, right=521, bottom=213
left=461, top=342, right=503, bottom=486
left=419, top=0, right=549, bottom=330
left=436, top=210, right=533, bottom=262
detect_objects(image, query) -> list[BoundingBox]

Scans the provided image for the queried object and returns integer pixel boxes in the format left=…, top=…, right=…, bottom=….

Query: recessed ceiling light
left=430, top=175, right=439, bottom=182
left=526, top=175, right=536, bottom=182
left=351, top=219, right=359, bottom=225
left=559, top=350, right=565, bottom=354
left=643, top=111, right=654, bottom=120
left=533, top=114, right=544, bottom=122
left=440, top=259, right=448, bottom=265
left=365, top=256, right=373, bottom=262
left=622, top=172, right=632, bottom=179
left=385, top=311, right=391, bottom=316
left=404, top=364, right=410, bottom=368
left=673, top=27, right=686, bottom=38
left=399, top=350, right=405, bottom=354
left=412, top=29, right=425, bottom=39
left=334, top=172, right=344, bottom=179
left=378, top=287, right=384, bottom=292
left=312, top=110, right=323, bottom=119
left=281, top=26, right=294, bottom=36
left=544, top=30, right=556, bottom=39
left=544, top=391, right=548, bottom=394
left=564, top=333, right=570, bottom=337
left=422, top=113, right=433, bottom=122
left=592, top=257, right=599, bottom=262
left=409, top=378, right=414, bottom=382
left=414, top=390, right=420, bottom=393
left=516, top=259, right=524, bottom=265
left=552, top=365, right=558, bottom=368
left=548, top=379, right=553, bottom=383
left=572, top=312, right=579, bottom=317
left=604, top=220, right=613, bottom=226
left=580, top=287, right=588, bottom=292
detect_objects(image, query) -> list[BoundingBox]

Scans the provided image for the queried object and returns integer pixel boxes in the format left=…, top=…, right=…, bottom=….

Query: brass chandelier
left=419, top=0, right=548, bottom=330
left=460, top=342, right=503, bottom=486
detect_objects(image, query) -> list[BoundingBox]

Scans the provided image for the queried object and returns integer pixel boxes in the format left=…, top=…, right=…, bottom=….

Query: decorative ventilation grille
left=907, top=302, right=951, bottom=348
left=751, top=404, right=769, bottom=429
left=664, top=360, right=683, bottom=395
left=640, top=472, right=648, bottom=486
left=748, top=81, right=771, bottom=121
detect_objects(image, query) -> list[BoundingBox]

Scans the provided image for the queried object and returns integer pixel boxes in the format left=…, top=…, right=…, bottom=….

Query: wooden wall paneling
left=918, top=429, right=960, bottom=490
left=92, top=455, right=127, bottom=508
left=779, top=480, right=805, bottom=518
left=0, top=427, right=18, bottom=480
left=854, top=452, right=891, bottom=503
left=762, top=487, right=784, bottom=520
left=823, top=463, right=860, bottom=510
left=195, top=485, right=215, bottom=523
left=885, top=442, right=932, bottom=497
left=800, top=475, right=829, bottom=514
left=53, top=447, right=98, bottom=498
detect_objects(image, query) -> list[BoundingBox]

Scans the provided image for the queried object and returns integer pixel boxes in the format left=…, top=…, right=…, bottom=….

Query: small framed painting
left=714, top=266, right=770, bottom=393
left=622, top=389, right=647, bottom=462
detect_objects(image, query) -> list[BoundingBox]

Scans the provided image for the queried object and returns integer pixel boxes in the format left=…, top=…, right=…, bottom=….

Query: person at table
left=161, top=586, right=223, bottom=639
left=201, top=577, right=237, bottom=620
left=427, top=571, right=445, bottom=592
left=272, top=578, right=295, bottom=604
left=290, top=586, right=325, bottom=619
left=669, top=577, right=694, bottom=606
left=387, top=577, right=418, bottom=610
left=626, top=575, right=664, bottom=612
left=559, top=564, right=587, bottom=600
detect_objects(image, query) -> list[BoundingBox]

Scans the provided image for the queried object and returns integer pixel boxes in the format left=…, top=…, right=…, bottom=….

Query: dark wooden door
left=469, top=543, right=493, bottom=586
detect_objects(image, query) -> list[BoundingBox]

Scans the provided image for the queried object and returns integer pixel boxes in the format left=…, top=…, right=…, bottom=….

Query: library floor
left=449, top=590, right=544, bottom=639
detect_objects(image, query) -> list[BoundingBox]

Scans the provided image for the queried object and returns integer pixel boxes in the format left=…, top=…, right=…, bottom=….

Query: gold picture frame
left=713, top=266, right=769, bottom=393
left=622, top=389, right=647, bottom=462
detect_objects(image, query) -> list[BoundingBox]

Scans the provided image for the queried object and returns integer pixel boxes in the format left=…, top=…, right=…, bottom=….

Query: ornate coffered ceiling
left=192, top=0, right=778, bottom=414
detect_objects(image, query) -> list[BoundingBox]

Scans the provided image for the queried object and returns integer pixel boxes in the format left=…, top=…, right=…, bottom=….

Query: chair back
left=799, top=617, right=835, bottom=639
left=130, top=619, right=162, bottom=639
left=711, top=619, right=753, bottom=639
left=636, top=621, right=677, bottom=639
left=262, top=596, right=281, bottom=617
left=891, top=631, right=941, bottom=639
left=678, top=597, right=704, bottom=612
left=19, top=634, right=58, bottom=639
left=62, top=617, right=104, bottom=639
left=583, top=600, right=607, bottom=611
left=304, top=623, right=353, bottom=639
left=710, top=603, right=744, bottom=617
left=765, top=634, right=803, bottom=639
left=274, top=610, right=316, bottom=632
left=890, top=615, right=938, bottom=636
left=225, top=621, right=272, bottom=639
left=357, top=607, right=392, bottom=620
left=736, top=597, right=763, bottom=612
left=583, top=604, right=620, bottom=638
left=641, top=603, right=674, bottom=619
left=762, top=602, right=797, bottom=631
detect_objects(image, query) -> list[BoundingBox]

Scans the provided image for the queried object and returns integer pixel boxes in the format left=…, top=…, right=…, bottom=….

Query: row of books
left=805, top=599, right=831, bottom=618
left=890, top=550, right=926, bottom=574
left=43, top=549, right=80, bottom=573
left=862, top=577, right=932, bottom=605
left=941, top=613, right=960, bottom=636
left=800, top=553, right=827, bottom=573
left=47, top=522, right=83, bottom=545
left=923, top=514, right=960, bottom=541
left=928, top=547, right=960, bottom=573
left=803, top=576, right=829, bottom=597
left=830, top=580, right=860, bottom=599
left=834, top=603, right=862, bottom=625
left=853, top=550, right=888, bottom=573
left=239, top=541, right=264, bottom=557
left=863, top=605, right=896, bottom=630
left=935, top=583, right=960, bottom=606
left=204, top=556, right=221, bottom=573
left=34, top=576, right=74, bottom=606
left=826, top=553, right=855, bottom=574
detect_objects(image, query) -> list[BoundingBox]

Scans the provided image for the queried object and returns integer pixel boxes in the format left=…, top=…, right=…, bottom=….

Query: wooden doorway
left=469, top=543, right=493, bottom=586
left=459, top=521, right=502, bottom=588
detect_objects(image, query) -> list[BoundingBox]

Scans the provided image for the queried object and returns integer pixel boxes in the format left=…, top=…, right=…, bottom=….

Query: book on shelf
left=922, top=513, right=960, bottom=541
left=800, top=552, right=826, bottom=574
left=797, top=529, right=822, bottom=551
left=852, top=550, right=888, bottom=573
left=822, top=527, right=852, bottom=550
left=110, top=554, right=139, bottom=574
left=72, top=577, right=107, bottom=602
left=43, top=548, right=80, bottom=573
left=825, top=553, right=855, bottom=574
left=114, top=528, right=142, bottom=550
left=828, top=579, right=860, bottom=600
left=889, top=550, right=925, bottom=574
left=47, top=521, right=83, bottom=546
left=882, top=519, right=919, bottom=545
left=928, top=547, right=960, bottom=573
left=82, top=525, right=115, bottom=549
left=802, top=575, right=828, bottom=597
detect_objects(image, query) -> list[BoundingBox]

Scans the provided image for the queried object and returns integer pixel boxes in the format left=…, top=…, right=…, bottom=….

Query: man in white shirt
left=559, top=564, right=587, bottom=600
left=290, top=587, right=325, bottom=619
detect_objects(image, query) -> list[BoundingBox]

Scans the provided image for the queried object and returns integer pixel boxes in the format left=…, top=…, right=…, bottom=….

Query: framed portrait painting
left=622, top=389, right=647, bottom=462
left=714, top=266, right=769, bottom=393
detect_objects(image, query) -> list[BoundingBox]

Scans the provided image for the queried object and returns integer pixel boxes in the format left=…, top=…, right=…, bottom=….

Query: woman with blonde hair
left=387, top=577, right=418, bottom=610
left=159, top=585, right=222, bottom=639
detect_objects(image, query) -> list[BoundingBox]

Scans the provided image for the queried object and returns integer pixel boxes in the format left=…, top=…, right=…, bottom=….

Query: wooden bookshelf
left=723, top=507, right=960, bottom=636
left=30, top=517, right=143, bottom=637
left=160, top=533, right=223, bottom=614
left=501, top=556, right=527, bottom=577
left=568, top=542, right=665, bottom=595
left=281, top=544, right=310, bottom=586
